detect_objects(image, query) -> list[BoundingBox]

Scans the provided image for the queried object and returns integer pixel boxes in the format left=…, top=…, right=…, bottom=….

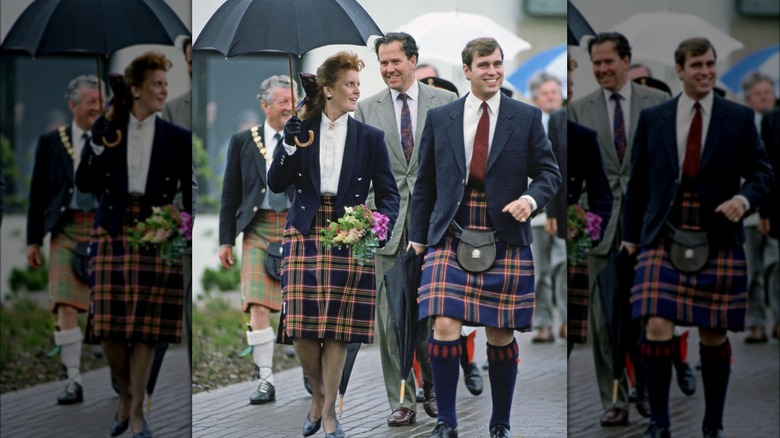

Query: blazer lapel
left=250, top=127, right=268, bottom=183
left=62, top=126, right=75, bottom=183
left=487, top=95, right=513, bottom=172
left=590, top=92, right=620, bottom=171
left=700, top=97, right=726, bottom=172
left=446, top=99, right=467, bottom=178
left=307, top=120, right=322, bottom=198
left=660, top=100, right=679, bottom=175
left=336, top=117, right=357, bottom=207
left=144, top=118, right=166, bottom=196
left=376, top=90, right=406, bottom=165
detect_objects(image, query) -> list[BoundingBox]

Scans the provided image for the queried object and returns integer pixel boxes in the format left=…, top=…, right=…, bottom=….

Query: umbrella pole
left=338, top=394, right=344, bottom=417
left=287, top=53, right=313, bottom=148
left=399, top=380, right=406, bottom=404
left=611, top=379, right=619, bottom=404
left=95, top=55, right=122, bottom=148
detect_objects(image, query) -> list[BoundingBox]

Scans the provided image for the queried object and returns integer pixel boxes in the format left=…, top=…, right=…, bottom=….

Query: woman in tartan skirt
left=76, top=52, right=192, bottom=438
left=268, top=52, right=399, bottom=438
left=622, top=38, right=772, bottom=438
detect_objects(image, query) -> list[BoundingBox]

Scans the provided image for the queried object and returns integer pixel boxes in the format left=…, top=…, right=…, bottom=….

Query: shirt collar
left=390, top=79, right=420, bottom=102
left=466, top=90, right=501, bottom=116
left=71, top=122, right=87, bottom=143
left=321, top=112, right=349, bottom=129
left=263, top=121, right=282, bottom=144
left=603, top=80, right=632, bottom=102
left=679, top=90, right=714, bottom=116
left=129, top=113, right=154, bottom=130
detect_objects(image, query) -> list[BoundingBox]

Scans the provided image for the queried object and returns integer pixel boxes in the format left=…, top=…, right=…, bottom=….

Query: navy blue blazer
left=27, top=126, right=95, bottom=245
left=409, top=94, right=561, bottom=247
left=760, top=108, right=779, bottom=239
left=623, top=94, right=773, bottom=248
left=75, top=116, right=192, bottom=236
left=218, top=127, right=295, bottom=245
left=267, top=115, right=400, bottom=238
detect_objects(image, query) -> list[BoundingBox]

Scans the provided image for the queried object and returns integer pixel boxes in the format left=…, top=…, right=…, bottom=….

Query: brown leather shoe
left=422, top=381, right=438, bottom=418
left=745, top=326, right=768, bottom=344
left=600, top=407, right=629, bottom=426
left=387, top=407, right=416, bottom=427
left=635, top=388, right=651, bottom=418
left=532, top=326, right=555, bottom=343
left=773, top=323, right=780, bottom=340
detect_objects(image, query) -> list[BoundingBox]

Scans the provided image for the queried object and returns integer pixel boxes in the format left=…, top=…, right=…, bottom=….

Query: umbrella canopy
left=720, top=44, right=780, bottom=97
left=611, top=11, right=743, bottom=66
left=0, top=0, right=189, bottom=57
left=337, top=342, right=361, bottom=416
left=568, top=0, right=596, bottom=46
left=507, top=44, right=567, bottom=99
left=397, top=11, right=531, bottom=66
left=193, top=0, right=381, bottom=57
left=597, top=248, right=638, bottom=404
left=384, top=248, right=425, bottom=404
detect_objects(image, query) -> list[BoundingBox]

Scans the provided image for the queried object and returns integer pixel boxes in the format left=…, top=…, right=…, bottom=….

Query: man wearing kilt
left=622, top=38, right=773, bottom=438
left=218, top=75, right=297, bottom=404
left=26, top=75, right=101, bottom=405
left=409, top=38, right=561, bottom=438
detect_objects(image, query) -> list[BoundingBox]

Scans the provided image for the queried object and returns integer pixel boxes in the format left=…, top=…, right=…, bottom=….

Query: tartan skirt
left=85, top=197, right=184, bottom=343
left=48, top=210, right=94, bottom=313
left=631, top=191, right=748, bottom=330
left=418, top=187, right=535, bottom=331
left=240, top=211, right=286, bottom=313
left=567, top=261, right=590, bottom=344
left=278, top=196, right=376, bottom=344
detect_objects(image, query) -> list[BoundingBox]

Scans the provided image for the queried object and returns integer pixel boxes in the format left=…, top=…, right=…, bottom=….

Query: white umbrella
left=612, top=11, right=743, bottom=66
left=398, top=11, right=531, bottom=66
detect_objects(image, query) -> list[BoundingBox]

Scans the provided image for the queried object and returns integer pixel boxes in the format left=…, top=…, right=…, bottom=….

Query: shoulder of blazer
left=352, top=116, right=383, bottom=138
left=429, top=96, right=464, bottom=118
left=632, top=81, right=670, bottom=104
left=713, top=94, right=752, bottom=118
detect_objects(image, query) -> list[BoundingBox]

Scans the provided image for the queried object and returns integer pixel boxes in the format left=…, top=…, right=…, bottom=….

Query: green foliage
left=1, top=134, right=27, bottom=212
left=0, top=299, right=56, bottom=369
left=192, top=133, right=221, bottom=213
left=200, top=255, right=241, bottom=293
left=8, top=255, right=48, bottom=292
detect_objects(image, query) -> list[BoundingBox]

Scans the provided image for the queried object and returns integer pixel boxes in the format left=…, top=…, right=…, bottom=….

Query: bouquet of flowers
left=320, top=204, right=390, bottom=266
left=128, top=204, right=193, bottom=262
left=567, top=204, right=603, bottom=266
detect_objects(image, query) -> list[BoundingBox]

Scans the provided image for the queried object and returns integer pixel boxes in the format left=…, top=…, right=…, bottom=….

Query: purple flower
left=371, top=211, right=390, bottom=241
left=179, top=211, right=193, bottom=241
left=584, top=212, right=603, bottom=241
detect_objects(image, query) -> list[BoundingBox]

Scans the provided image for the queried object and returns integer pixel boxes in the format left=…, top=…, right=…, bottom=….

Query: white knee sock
left=54, top=327, right=83, bottom=384
left=247, top=327, right=275, bottom=385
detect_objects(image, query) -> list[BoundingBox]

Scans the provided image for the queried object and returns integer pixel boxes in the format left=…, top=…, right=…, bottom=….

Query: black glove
left=283, top=116, right=308, bottom=146
left=91, top=116, right=111, bottom=146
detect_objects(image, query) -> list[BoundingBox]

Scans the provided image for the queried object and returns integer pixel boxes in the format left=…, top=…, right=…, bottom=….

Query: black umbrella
left=597, top=248, right=638, bottom=404
left=567, top=0, right=597, bottom=46
left=337, top=342, right=361, bottom=417
left=384, top=248, right=425, bottom=404
left=0, top=0, right=190, bottom=145
left=193, top=0, right=383, bottom=147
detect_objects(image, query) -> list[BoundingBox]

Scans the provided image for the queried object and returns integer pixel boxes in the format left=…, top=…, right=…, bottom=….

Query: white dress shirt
left=602, top=81, right=633, bottom=139
left=390, top=79, right=419, bottom=138
left=127, top=114, right=155, bottom=195
left=319, top=113, right=349, bottom=195
left=260, top=122, right=288, bottom=210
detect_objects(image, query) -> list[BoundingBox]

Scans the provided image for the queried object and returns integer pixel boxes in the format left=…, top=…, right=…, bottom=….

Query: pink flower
left=584, top=212, right=603, bottom=241
left=371, top=212, right=389, bottom=241
left=179, top=212, right=193, bottom=240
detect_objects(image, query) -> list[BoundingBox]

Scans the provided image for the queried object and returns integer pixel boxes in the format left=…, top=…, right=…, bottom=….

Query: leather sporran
left=72, top=241, right=91, bottom=283
left=667, top=222, right=709, bottom=274
left=265, top=241, right=283, bottom=280
left=456, top=228, right=496, bottom=273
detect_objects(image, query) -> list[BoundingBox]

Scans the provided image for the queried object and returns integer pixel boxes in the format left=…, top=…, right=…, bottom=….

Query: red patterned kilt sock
left=487, top=339, right=519, bottom=429
left=642, top=337, right=676, bottom=428
left=429, top=336, right=462, bottom=429
left=699, top=339, right=731, bottom=431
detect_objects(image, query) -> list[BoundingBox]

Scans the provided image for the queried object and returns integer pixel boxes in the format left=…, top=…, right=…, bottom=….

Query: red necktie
left=469, top=101, right=489, bottom=185
left=398, top=93, right=414, bottom=163
left=682, top=102, right=702, bottom=183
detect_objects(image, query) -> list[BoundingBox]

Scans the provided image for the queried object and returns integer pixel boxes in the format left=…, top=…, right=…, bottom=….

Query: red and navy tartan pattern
left=428, top=337, right=462, bottom=361
left=486, top=339, right=519, bottom=362
left=631, top=191, right=747, bottom=330
left=239, top=210, right=286, bottom=313
left=85, top=198, right=183, bottom=344
left=279, top=196, right=377, bottom=344
left=48, top=211, right=94, bottom=313
left=418, top=187, right=535, bottom=330
left=641, top=337, right=678, bottom=358
left=699, top=339, right=732, bottom=362
left=567, top=262, right=589, bottom=344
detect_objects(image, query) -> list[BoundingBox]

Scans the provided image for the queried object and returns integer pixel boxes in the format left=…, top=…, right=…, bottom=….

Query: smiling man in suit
left=26, top=75, right=100, bottom=405
left=409, top=37, right=560, bottom=438
left=218, top=75, right=296, bottom=405
left=568, top=31, right=670, bottom=426
left=622, top=37, right=772, bottom=438
left=354, top=32, right=456, bottom=428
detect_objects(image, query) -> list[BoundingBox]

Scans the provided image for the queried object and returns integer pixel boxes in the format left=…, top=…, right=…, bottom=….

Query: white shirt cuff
left=283, top=141, right=297, bottom=155
left=734, top=195, right=750, bottom=212
left=520, top=195, right=537, bottom=212
left=90, top=139, right=105, bottom=156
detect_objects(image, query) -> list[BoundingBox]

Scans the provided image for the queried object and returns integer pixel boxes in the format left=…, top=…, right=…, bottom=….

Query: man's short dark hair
left=373, top=32, right=419, bottom=63
left=588, top=32, right=632, bottom=62
left=674, top=37, right=717, bottom=68
left=462, top=37, right=503, bottom=68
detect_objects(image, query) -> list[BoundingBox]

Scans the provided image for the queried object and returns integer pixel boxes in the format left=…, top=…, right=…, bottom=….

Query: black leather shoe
left=489, top=424, right=511, bottom=438
left=249, top=379, right=275, bottom=404
left=131, top=418, right=152, bottom=438
left=57, top=381, right=83, bottom=405
left=462, top=362, right=483, bottom=396
left=636, top=388, right=651, bottom=418
left=324, top=419, right=344, bottom=438
left=422, top=381, right=438, bottom=418
left=702, top=426, right=724, bottom=438
left=109, top=414, right=130, bottom=437
left=643, top=422, right=671, bottom=438
left=302, top=413, right=321, bottom=437
left=675, top=361, right=696, bottom=396
left=428, top=421, right=458, bottom=438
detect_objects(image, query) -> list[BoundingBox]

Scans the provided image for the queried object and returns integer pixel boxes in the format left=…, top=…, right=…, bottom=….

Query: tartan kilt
left=48, top=210, right=94, bottom=313
left=567, top=260, right=590, bottom=344
left=239, top=211, right=286, bottom=313
left=631, top=191, right=747, bottom=330
left=85, top=198, right=184, bottom=344
left=278, top=196, right=376, bottom=344
left=418, top=187, right=535, bottom=331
